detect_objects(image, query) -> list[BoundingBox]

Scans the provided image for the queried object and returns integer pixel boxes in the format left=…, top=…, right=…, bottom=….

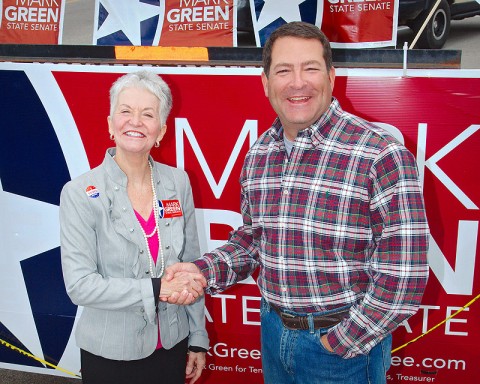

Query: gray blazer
left=60, top=148, right=208, bottom=360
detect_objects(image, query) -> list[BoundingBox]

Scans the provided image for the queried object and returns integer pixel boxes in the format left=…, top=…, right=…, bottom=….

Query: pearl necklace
left=144, top=226, right=157, bottom=238
left=138, top=161, right=165, bottom=278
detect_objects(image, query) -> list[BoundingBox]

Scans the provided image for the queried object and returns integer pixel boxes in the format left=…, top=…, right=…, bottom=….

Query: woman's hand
left=160, top=269, right=205, bottom=303
left=185, top=351, right=206, bottom=384
left=160, top=262, right=206, bottom=305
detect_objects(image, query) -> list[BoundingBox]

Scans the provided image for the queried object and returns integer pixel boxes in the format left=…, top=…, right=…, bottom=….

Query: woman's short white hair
left=109, top=70, right=173, bottom=127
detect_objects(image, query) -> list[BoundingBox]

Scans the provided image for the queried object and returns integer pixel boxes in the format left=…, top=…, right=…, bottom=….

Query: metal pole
left=409, top=0, right=442, bottom=49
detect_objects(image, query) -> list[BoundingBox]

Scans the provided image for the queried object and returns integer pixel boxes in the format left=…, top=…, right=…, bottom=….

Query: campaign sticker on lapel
left=85, top=185, right=100, bottom=198
left=158, top=200, right=183, bottom=219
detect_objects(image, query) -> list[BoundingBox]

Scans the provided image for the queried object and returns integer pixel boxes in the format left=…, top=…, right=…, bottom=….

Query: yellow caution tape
left=392, top=292, right=480, bottom=353
left=0, top=338, right=80, bottom=378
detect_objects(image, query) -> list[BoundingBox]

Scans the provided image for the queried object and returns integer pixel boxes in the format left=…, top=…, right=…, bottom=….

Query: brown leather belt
left=271, top=304, right=350, bottom=330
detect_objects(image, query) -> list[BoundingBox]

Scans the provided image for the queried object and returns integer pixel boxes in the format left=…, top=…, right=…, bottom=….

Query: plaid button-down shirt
left=195, top=98, right=429, bottom=358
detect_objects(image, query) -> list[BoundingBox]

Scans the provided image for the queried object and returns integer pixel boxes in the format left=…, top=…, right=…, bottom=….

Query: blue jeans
left=260, top=299, right=392, bottom=384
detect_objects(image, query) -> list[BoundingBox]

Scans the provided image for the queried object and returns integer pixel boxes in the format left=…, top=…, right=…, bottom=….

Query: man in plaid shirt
left=165, top=22, right=429, bottom=383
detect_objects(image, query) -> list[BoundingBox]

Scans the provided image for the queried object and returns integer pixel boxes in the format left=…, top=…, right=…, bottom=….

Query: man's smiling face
left=261, top=36, right=335, bottom=140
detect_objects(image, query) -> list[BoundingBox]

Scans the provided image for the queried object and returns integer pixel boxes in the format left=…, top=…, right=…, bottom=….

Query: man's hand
left=320, top=334, right=334, bottom=352
left=185, top=351, right=206, bottom=384
left=160, top=262, right=206, bottom=305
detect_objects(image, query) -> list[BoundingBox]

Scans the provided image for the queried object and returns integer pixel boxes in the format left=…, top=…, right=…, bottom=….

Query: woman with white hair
left=60, top=70, right=208, bottom=384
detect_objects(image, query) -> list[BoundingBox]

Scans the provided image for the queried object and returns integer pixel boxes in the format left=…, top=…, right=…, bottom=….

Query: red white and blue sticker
left=158, top=199, right=183, bottom=219
left=85, top=185, right=100, bottom=198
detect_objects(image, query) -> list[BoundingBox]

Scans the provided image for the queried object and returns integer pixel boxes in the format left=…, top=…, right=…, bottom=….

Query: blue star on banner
left=0, top=70, right=82, bottom=370
left=94, top=0, right=163, bottom=46
left=251, top=0, right=322, bottom=46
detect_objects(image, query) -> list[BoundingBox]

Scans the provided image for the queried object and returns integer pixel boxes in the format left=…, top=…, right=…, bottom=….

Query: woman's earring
left=110, top=134, right=115, bottom=141
left=155, top=141, right=160, bottom=148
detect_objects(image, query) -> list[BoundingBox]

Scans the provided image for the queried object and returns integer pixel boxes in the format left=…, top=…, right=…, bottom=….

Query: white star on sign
left=95, top=0, right=161, bottom=45
left=256, top=0, right=307, bottom=30
left=0, top=178, right=60, bottom=364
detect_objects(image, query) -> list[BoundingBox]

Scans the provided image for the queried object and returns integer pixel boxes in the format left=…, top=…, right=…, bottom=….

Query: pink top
left=135, top=209, right=162, bottom=350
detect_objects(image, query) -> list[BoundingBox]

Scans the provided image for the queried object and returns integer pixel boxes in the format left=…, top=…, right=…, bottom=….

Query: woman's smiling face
left=108, top=86, right=166, bottom=156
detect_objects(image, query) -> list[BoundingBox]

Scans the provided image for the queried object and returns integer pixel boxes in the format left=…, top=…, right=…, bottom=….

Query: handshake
left=159, top=262, right=207, bottom=305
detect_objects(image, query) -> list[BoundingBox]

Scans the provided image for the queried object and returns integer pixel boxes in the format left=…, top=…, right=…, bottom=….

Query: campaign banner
left=250, top=0, right=398, bottom=48
left=159, top=0, right=236, bottom=47
left=94, top=0, right=236, bottom=47
left=0, top=0, right=65, bottom=44
left=0, top=63, right=479, bottom=384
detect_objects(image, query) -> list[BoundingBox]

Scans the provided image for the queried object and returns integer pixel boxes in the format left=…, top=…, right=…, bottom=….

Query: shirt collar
left=268, top=97, right=342, bottom=147
left=104, top=147, right=155, bottom=188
